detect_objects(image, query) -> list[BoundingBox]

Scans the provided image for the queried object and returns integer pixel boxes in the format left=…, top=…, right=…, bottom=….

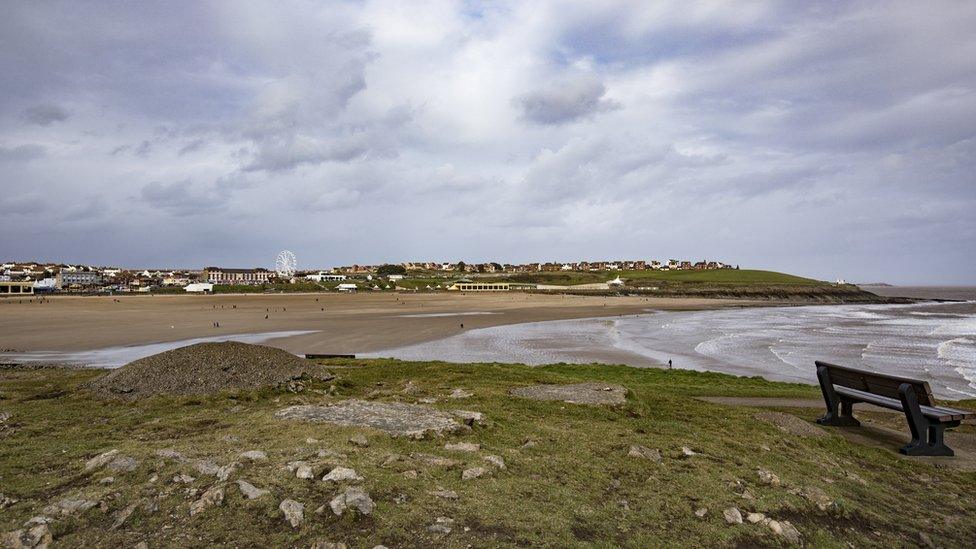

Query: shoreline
left=0, top=292, right=766, bottom=358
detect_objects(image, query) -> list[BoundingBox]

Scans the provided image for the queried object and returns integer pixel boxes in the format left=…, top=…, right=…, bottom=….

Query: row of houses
left=332, top=259, right=736, bottom=274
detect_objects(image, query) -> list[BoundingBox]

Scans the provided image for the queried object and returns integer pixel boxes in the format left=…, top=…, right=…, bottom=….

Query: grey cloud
left=0, top=144, right=46, bottom=161
left=0, top=194, right=46, bottom=215
left=514, top=76, right=620, bottom=125
left=140, top=181, right=223, bottom=217
left=20, top=104, right=70, bottom=125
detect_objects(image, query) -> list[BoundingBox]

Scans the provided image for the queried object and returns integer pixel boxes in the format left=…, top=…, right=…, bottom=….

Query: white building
left=336, top=283, right=358, bottom=292
left=306, top=272, right=346, bottom=282
left=185, top=282, right=214, bottom=293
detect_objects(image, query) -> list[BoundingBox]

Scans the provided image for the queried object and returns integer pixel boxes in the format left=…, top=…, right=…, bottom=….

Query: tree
left=455, top=261, right=466, bottom=272
left=377, top=264, right=407, bottom=276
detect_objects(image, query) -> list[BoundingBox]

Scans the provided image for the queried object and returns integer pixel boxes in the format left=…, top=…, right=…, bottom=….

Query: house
left=306, top=272, right=346, bottom=282
left=184, top=282, right=213, bottom=293
left=336, top=283, right=358, bottom=292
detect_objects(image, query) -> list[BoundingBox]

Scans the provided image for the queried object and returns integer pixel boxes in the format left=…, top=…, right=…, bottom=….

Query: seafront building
left=203, top=267, right=272, bottom=285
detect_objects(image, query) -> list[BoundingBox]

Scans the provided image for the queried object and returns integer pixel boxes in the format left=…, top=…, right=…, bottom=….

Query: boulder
left=329, top=487, right=374, bottom=517
left=322, top=467, right=363, bottom=483
left=236, top=480, right=269, bottom=500
left=84, top=449, right=119, bottom=472
left=483, top=455, right=506, bottom=469
left=240, top=450, right=268, bottom=461
left=628, top=445, right=662, bottom=462
left=462, top=466, right=488, bottom=481
left=189, top=486, right=224, bottom=516
left=280, top=499, right=305, bottom=528
left=444, top=442, right=480, bottom=453
left=722, top=507, right=742, bottom=525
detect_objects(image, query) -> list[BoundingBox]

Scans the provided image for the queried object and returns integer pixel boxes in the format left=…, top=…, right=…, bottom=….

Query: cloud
left=0, top=1, right=973, bottom=283
left=513, top=75, right=620, bottom=125
left=0, top=144, right=45, bottom=161
left=20, top=104, right=70, bottom=126
left=139, top=181, right=224, bottom=217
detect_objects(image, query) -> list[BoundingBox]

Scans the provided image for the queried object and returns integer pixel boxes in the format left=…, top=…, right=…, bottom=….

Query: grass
left=2, top=360, right=972, bottom=547
left=492, top=269, right=822, bottom=286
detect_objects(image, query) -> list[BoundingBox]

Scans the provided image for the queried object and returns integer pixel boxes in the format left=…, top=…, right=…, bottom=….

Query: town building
left=57, top=271, right=102, bottom=287
left=204, top=267, right=272, bottom=285
left=0, top=281, right=34, bottom=295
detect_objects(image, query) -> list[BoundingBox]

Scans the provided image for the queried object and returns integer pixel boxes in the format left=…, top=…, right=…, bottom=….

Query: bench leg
left=898, top=384, right=954, bottom=457
left=816, top=366, right=860, bottom=426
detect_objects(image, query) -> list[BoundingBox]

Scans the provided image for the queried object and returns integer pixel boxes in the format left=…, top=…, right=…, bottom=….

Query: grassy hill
left=1, top=359, right=972, bottom=547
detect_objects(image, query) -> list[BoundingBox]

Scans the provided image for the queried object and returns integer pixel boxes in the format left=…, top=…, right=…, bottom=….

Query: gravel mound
left=87, top=342, right=333, bottom=398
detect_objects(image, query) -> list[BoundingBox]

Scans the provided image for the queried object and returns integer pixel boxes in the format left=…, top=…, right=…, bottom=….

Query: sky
left=0, top=1, right=974, bottom=285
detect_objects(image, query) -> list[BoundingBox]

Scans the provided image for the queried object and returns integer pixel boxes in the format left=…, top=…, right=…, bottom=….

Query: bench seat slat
left=835, top=387, right=973, bottom=422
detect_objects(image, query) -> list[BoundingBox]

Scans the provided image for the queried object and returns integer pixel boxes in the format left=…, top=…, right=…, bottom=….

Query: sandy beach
left=0, top=292, right=759, bottom=361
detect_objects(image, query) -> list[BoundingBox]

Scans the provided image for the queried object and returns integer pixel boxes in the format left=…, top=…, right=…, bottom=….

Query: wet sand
left=0, top=292, right=760, bottom=361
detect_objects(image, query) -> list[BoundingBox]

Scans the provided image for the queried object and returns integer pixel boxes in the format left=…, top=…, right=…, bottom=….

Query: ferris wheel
left=275, top=250, right=297, bottom=278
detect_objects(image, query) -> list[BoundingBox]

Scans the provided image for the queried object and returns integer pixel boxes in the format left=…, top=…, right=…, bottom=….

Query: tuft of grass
left=0, top=360, right=973, bottom=547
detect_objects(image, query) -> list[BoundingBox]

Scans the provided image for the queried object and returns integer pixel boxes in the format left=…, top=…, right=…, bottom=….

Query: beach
left=0, top=292, right=758, bottom=362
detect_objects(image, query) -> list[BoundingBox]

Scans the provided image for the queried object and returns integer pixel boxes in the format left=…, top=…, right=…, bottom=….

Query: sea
left=365, top=287, right=976, bottom=400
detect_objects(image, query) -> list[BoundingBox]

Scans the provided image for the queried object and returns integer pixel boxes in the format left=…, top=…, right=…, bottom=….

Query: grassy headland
left=1, top=359, right=972, bottom=547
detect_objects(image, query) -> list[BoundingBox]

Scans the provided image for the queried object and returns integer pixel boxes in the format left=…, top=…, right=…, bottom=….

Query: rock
left=280, top=499, right=305, bottom=528
left=278, top=399, right=467, bottom=438
left=189, top=486, right=224, bottom=516
left=723, top=507, right=743, bottom=525
left=217, top=462, right=238, bottom=481
left=154, top=448, right=184, bottom=460
left=190, top=486, right=224, bottom=517
left=509, top=382, right=627, bottom=405
left=99, top=477, right=115, bottom=485
left=429, top=489, right=459, bottom=500
left=236, top=480, right=269, bottom=500
left=322, top=467, right=363, bottom=483
left=428, top=516, right=454, bottom=534
left=329, top=487, right=374, bottom=517
left=409, top=453, right=463, bottom=468
left=757, top=469, right=781, bottom=486
left=402, top=380, right=422, bottom=394
left=768, top=519, right=801, bottom=544
left=680, top=447, right=697, bottom=458
left=111, top=502, right=139, bottom=530
left=192, top=459, right=221, bottom=477
left=418, top=397, right=438, bottom=404
left=296, top=464, right=315, bottom=480
left=173, top=474, right=195, bottom=484
left=310, top=542, right=348, bottom=549
left=801, top=486, right=834, bottom=510
left=746, top=512, right=767, bottom=524
left=483, top=455, right=506, bottom=469
left=628, top=445, right=662, bottom=462
left=2, top=523, right=52, bottom=549
left=451, top=410, right=485, bottom=426
left=444, top=442, right=480, bottom=452
left=449, top=388, right=473, bottom=399
left=694, top=507, right=708, bottom=518
left=134, top=542, right=148, bottom=549
left=84, top=449, right=119, bottom=471
left=402, top=470, right=418, bottom=479
left=1, top=493, right=19, bottom=509
left=520, top=440, right=538, bottom=450
left=462, top=466, right=488, bottom=480
left=43, top=498, right=98, bottom=516
left=0, top=412, right=9, bottom=423
left=349, top=434, right=369, bottom=447
left=240, top=450, right=267, bottom=461
left=306, top=437, right=320, bottom=444
left=107, top=456, right=139, bottom=472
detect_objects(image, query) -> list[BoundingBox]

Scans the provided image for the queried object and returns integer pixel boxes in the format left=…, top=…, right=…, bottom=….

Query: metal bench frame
left=815, top=361, right=971, bottom=456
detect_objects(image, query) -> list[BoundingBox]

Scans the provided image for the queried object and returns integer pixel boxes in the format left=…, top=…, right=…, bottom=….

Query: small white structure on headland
left=336, top=283, right=358, bottom=292
left=608, top=276, right=625, bottom=287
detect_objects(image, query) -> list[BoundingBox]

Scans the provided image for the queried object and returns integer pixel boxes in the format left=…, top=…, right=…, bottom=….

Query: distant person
left=460, top=323, right=464, bottom=329
left=668, top=359, right=672, bottom=369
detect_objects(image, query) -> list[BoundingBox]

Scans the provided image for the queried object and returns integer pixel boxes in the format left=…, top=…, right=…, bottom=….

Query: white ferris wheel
left=275, top=250, right=297, bottom=278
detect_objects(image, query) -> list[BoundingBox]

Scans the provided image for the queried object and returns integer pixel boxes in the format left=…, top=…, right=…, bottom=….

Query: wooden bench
left=815, top=361, right=974, bottom=456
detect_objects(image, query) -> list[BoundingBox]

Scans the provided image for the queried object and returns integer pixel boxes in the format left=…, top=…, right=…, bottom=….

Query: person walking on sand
left=668, top=358, right=672, bottom=369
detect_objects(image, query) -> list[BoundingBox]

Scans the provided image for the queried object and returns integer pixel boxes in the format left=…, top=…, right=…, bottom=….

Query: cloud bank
left=0, top=1, right=973, bottom=284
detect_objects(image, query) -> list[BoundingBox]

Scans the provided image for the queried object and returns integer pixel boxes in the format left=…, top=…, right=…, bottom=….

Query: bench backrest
left=815, top=361, right=934, bottom=406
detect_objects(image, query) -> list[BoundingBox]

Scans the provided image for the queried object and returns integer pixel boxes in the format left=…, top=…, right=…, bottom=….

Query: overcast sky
left=1, top=1, right=974, bottom=284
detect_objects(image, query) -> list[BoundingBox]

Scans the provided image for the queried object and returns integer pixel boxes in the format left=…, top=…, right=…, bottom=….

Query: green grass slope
left=2, top=360, right=970, bottom=547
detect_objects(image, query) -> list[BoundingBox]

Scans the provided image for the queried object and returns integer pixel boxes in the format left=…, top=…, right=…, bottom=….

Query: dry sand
left=0, top=292, right=759, bottom=360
